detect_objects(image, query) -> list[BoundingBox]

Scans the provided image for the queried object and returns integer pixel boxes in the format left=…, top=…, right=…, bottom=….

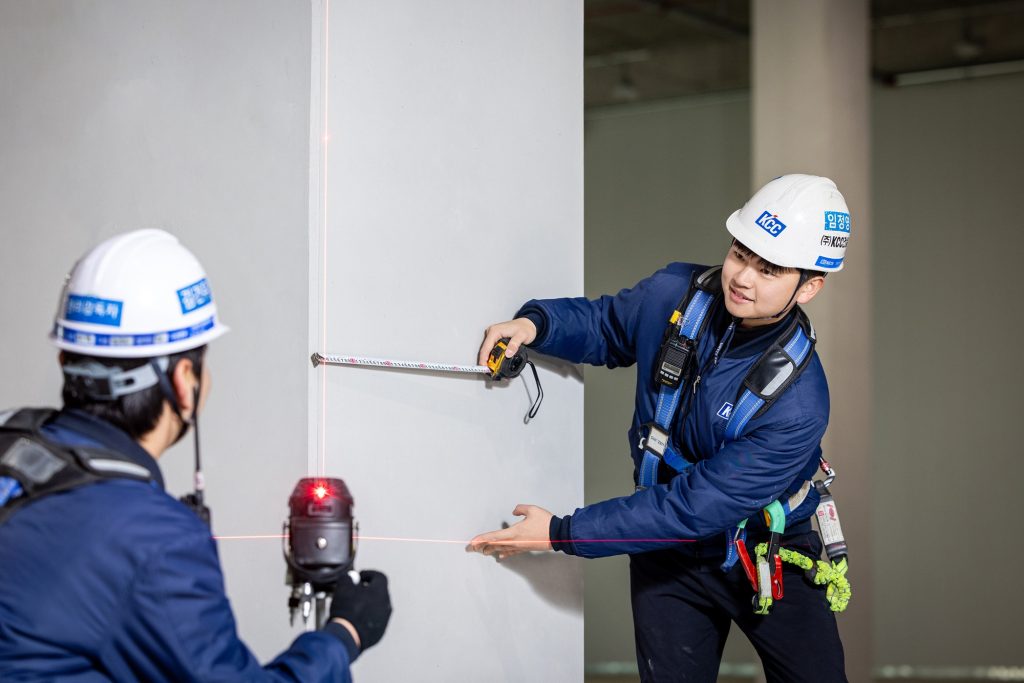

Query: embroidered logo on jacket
left=717, top=402, right=734, bottom=420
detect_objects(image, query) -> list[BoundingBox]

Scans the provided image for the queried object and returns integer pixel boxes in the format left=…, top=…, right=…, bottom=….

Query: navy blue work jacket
left=520, top=262, right=829, bottom=559
left=0, top=409, right=353, bottom=682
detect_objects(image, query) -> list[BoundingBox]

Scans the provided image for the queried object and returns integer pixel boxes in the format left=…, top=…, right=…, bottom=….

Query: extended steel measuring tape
left=311, top=337, right=543, bottom=421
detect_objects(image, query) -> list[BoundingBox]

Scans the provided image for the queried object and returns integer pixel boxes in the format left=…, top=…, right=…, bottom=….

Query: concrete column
left=752, top=2, right=873, bottom=681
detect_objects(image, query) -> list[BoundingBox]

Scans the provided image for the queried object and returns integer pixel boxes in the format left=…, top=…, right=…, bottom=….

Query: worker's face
left=721, top=243, right=807, bottom=327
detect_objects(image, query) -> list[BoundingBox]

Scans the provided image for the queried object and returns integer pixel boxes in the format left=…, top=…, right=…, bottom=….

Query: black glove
left=329, top=569, right=392, bottom=653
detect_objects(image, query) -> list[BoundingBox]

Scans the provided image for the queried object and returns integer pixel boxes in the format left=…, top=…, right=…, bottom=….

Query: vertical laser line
left=318, top=0, right=330, bottom=479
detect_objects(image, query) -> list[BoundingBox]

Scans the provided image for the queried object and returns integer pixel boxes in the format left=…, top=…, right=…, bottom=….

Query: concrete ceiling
left=585, top=0, right=1024, bottom=107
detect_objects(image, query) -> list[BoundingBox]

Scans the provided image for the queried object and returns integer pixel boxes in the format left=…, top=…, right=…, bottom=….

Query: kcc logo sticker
left=755, top=211, right=787, bottom=237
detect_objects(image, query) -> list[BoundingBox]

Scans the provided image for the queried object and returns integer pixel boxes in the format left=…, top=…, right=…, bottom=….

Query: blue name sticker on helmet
left=824, top=211, right=851, bottom=233
left=815, top=255, right=844, bottom=269
left=65, top=295, right=123, bottom=327
left=177, top=278, right=212, bottom=314
left=754, top=211, right=787, bottom=237
left=55, top=316, right=216, bottom=348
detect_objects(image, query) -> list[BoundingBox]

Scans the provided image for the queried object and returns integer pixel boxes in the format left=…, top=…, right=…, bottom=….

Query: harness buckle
left=640, top=424, right=669, bottom=458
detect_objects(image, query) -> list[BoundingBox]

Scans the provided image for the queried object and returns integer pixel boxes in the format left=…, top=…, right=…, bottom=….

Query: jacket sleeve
left=516, top=269, right=673, bottom=369
left=562, top=414, right=828, bottom=558
left=117, top=530, right=353, bottom=683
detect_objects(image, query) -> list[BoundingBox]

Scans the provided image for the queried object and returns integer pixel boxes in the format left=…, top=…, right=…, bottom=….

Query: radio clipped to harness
left=656, top=331, right=695, bottom=389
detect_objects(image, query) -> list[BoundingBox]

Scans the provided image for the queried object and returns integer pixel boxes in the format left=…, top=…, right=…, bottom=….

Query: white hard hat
left=51, top=229, right=229, bottom=358
left=726, top=174, right=851, bottom=272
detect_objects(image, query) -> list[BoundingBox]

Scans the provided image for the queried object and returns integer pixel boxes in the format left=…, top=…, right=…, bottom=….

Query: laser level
left=283, top=477, right=357, bottom=628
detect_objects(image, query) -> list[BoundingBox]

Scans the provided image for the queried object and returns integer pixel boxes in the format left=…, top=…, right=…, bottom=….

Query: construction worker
left=0, top=229, right=392, bottom=681
left=470, top=175, right=850, bottom=682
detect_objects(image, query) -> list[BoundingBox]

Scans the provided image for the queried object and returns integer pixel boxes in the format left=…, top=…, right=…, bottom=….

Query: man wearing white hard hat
left=0, top=229, right=391, bottom=681
left=470, top=175, right=852, bottom=681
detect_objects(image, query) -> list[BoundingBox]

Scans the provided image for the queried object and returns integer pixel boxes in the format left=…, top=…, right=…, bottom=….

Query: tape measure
left=312, top=338, right=543, bottom=421
left=485, top=338, right=528, bottom=380
left=312, top=353, right=489, bottom=375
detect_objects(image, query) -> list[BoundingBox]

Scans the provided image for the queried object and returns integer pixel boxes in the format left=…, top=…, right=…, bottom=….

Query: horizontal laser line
left=213, top=533, right=696, bottom=544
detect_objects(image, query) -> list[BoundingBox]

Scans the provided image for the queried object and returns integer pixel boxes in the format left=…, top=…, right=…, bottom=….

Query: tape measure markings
left=312, top=352, right=491, bottom=375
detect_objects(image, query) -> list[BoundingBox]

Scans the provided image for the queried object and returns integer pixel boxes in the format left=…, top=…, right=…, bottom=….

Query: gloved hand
left=329, top=569, right=392, bottom=652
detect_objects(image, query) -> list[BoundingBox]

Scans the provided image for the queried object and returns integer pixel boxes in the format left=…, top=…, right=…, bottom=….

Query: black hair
left=730, top=239, right=826, bottom=279
left=61, top=346, right=206, bottom=440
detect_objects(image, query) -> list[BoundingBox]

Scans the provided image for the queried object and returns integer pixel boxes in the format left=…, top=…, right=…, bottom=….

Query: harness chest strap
left=638, top=267, right=818, bottom=489
left=638, top=267, right=720, bottom=487
left=716, top=315, right=816, bottom=578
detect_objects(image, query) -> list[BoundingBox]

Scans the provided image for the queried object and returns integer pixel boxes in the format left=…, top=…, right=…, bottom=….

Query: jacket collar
left=717, top=305, right=799, bottom=360
left=42, top=409, right=165, bottom=490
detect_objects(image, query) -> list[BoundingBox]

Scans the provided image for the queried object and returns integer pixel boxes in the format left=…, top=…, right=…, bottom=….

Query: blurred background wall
left=582, top=1, right=1024, bottom=677
left=314, top=2, right=585, bottom=680
left=583, top=70, right=1024, bottom=679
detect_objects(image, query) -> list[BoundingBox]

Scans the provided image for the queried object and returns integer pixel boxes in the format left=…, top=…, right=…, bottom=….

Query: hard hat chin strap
left=148, top=356, right=199, bottom=447
left=151, top=357, right=211, bottom=526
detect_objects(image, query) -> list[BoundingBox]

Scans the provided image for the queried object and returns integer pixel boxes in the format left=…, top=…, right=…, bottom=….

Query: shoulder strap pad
left=723, top=308, right=816, bottom=442
left=676, top=267, right=722, bottom=340
left=0, top=408, right=59, bottom=433
left=744, top=307, right=815, bottom=401
left=694, top=265, right=723, bottom=295
left=0, top=412, right=153, bottom=525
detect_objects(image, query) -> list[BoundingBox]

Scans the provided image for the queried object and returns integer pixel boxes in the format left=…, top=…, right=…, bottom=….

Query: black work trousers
left=630, top=547, right=847, bottom=683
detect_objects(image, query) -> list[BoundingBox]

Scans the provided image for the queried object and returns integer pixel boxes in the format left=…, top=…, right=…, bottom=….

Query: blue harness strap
left=0, top=477, right=23, bottom=506
left=720, top=314, right=816, bottom=572
left=637, top=280, right=718, bottom=489
left=724, top=320, right=814, bottom=442
left=634, top=269, right=820, bottom=575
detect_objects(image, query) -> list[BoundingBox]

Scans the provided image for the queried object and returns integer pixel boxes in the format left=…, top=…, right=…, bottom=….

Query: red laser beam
left=319, top=0, right=330, bottom=480
left=213, top=533, right=696, bottom=545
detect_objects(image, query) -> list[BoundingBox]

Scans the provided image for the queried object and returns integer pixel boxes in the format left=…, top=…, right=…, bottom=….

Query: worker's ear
left=795, top=276, right=826, bottom=305
left=171, top=358, right=199, bottom=422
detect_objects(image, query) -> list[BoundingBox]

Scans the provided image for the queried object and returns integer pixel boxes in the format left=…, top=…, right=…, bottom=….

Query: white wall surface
left=872, top=71, right=1024, bottom=667
left=313, top=2, right=584, bottom=681
left=1, top=0, right=320, bottom=666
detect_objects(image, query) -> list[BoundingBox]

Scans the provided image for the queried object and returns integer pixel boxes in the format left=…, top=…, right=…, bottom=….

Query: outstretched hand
left=478, top=318, right=538, bottom=366
left=466, top=504, right=554, bottom=560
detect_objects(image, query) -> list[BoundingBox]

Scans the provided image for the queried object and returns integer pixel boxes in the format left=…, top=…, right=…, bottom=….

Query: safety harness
left=0, top=408, right=155, bottom=526
left=636, top=266, right=849, bottom=614
left=638, top=265, right=817, bottom=487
